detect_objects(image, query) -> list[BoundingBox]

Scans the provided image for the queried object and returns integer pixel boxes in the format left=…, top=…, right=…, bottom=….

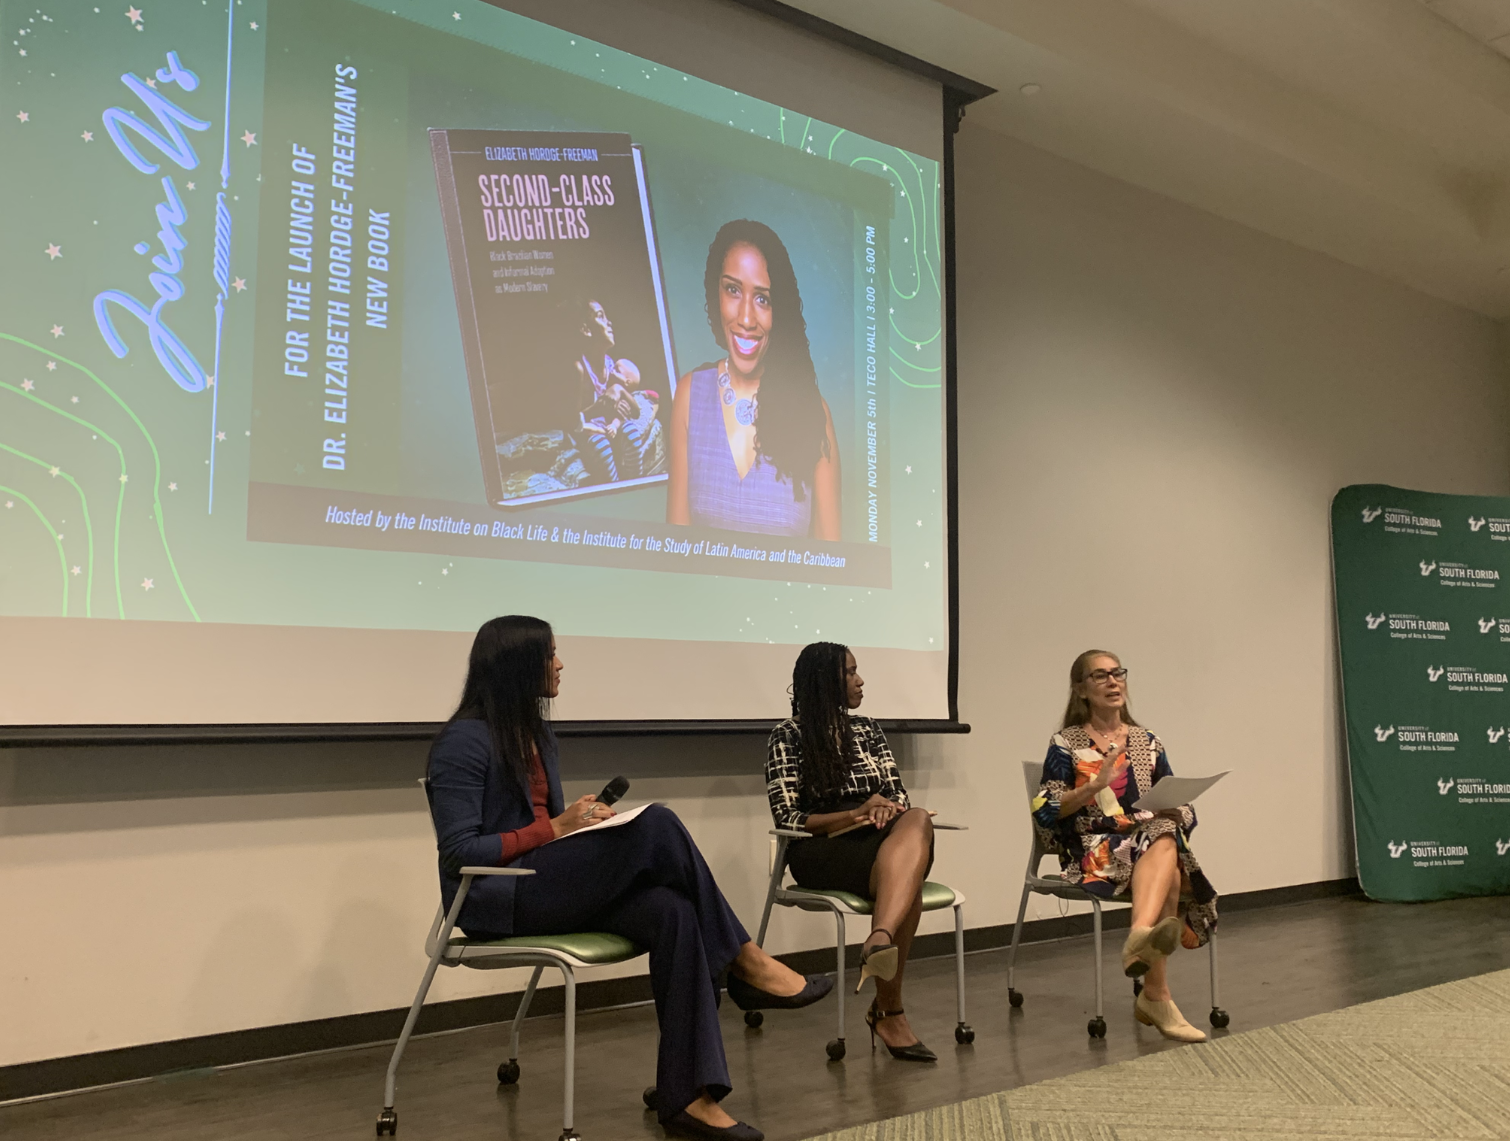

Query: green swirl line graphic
left=891, top=366, right=940, bottom=391
left=0, top=483, right=68, bottom=616
left=848, top=156, right=924, bottom=302
left=0, top=439, right=97, bottom=618
left=1, top=382, right=127, bottom=616
left=0, top=333, right=199, bottom=621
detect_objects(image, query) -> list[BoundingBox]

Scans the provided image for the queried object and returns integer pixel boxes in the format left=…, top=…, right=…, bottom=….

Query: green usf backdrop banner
left=1333, top=484, right=1510, bottom=902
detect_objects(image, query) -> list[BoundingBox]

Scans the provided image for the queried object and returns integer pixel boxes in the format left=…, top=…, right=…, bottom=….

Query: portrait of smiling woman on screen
left=667, top=219, right=842, bottom=540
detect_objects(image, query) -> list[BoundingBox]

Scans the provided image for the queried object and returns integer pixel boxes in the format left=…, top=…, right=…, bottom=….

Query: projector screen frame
left=0, top=0, right=992, bottom=747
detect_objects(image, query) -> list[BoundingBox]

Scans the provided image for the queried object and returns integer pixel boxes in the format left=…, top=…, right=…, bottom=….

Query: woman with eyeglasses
left=1030, top=650, right=1219, bottom=1043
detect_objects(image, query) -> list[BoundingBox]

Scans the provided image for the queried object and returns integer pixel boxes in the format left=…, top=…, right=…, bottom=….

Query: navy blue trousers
left=510, top=804, right=749, bottom=1123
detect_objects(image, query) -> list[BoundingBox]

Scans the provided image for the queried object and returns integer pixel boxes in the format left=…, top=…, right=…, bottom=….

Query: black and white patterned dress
left=765, top=716, right=931, bottom=897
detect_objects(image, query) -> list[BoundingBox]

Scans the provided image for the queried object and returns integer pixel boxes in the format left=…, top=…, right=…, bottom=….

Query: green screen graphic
left=1332, top=484, right=1510, bottom=901
left=0, top=0, right=945, bottom=653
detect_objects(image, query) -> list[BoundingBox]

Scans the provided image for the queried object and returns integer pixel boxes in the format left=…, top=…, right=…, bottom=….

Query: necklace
left=718, top=360, right=759, bottom=427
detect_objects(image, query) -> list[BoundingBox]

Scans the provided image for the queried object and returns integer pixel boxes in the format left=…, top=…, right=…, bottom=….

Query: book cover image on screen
left=430, top=129, right=678, bottom=508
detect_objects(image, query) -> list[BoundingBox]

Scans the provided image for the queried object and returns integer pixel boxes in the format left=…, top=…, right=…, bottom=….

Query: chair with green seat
left=376, top=780, right=645, bottom=1140
left=752, top=825, right=972, bottom=1060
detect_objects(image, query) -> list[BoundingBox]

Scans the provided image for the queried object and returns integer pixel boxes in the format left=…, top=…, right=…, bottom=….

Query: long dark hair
left=433, top=615, right=554, bottom=790
left=790, top=641, right=853, bottom=803
left=1060, top=649, right=1140, bottom=730
left=703, top=220, right=828, bottom=498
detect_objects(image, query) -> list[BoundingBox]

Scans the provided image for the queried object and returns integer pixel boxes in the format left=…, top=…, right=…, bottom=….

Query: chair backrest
left=1020, top=760, right=1043, bottom=805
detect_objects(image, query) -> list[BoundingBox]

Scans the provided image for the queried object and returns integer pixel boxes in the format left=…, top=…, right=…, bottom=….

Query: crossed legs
left=1128, top=833, right=1181, bottom=1001
left=863, top=808, right=933, bottom=1048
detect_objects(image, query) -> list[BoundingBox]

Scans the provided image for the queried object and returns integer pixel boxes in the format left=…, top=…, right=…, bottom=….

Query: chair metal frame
left=378, top=780, right=644, bottom=1140
left=753, top=825, right=973, bottom=1060
left=1006, top=761, right=1227, bottom=1038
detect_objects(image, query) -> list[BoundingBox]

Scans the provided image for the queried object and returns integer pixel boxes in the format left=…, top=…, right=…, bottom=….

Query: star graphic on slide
left=240, top=130, right=257, bottom=147
left=216, top=431, right=226, bottom=441
left=48, top=466, right=60, bottom=477
left=125, top=7, right=142, bottom=23
left=924, top=561, right=930, bottom=568
left=70, top=396, right=78, bottom=403
left=905, top=466, right=912, bottom=474
left=916, top=519, right=922, bottom=526
left=82, top=130, right=93, bottom=142
left=141, top=578, right=154, bottom=591
left=21, top=378, right=34, bottom=391
left=46, top=361, right=57, bottom=371
left=4, top=501, right=11, bottom=509
left=71, top=566, right=81, bottom=576
left=452, top=11, right=461, bottom=18
left=50, top=324, right=64, bottom=338
left=187, top=181, right=195, bottom=190
left=168, top=482, right=177, bottom=491
left=119, top=473, right=128, bottom=483
left=206, top=375, right=215, bottom=387
left=232, top=277, right=246, bottom=291
left=45, top=244, right=61, bottom=260
left=145, top=77, right=157, bottom=88
left=16, top=111, right=29, bottom=123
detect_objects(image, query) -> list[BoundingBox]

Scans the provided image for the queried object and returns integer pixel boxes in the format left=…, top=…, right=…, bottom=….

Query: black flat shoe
left=726, top=971, right=834, bottom=1011
left=663, top=1110, right=764, bottom=1141
left=865, top=1002, right=938, bottom=1062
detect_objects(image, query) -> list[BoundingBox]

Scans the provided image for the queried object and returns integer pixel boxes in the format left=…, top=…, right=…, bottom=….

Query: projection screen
left=0, top=0, right=977, bottom=728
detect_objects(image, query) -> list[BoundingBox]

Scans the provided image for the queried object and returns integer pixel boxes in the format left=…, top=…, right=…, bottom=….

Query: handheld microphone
left=596, top=775, right=630, bottom=807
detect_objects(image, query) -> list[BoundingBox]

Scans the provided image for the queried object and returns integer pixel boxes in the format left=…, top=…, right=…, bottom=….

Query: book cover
left=429, top=128, right=677, bottom=507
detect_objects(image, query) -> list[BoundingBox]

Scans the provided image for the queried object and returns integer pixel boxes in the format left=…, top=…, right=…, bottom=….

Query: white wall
left=2, top=123, right=1506, bottom=1069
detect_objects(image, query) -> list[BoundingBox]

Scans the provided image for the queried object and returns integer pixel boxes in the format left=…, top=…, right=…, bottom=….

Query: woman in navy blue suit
left=428, top=615, right=831, bottom=1141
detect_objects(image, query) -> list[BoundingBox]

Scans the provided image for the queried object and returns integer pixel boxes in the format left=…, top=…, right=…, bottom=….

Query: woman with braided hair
left=763, top=642, right=938, bottom=1062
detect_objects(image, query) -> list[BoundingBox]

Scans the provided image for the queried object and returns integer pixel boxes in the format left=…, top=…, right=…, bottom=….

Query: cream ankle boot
left=1121, top=916, right=1181, bottom=977
left=1134, top=992, right=1207, bottom=1042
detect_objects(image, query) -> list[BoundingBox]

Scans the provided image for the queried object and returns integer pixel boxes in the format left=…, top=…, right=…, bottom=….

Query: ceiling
left=778, top=0, right=1510, bottom=319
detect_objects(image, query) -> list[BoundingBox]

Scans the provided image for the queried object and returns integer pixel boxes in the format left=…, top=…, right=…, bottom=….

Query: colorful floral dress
left=1031, top=725, right=1218, bottom=945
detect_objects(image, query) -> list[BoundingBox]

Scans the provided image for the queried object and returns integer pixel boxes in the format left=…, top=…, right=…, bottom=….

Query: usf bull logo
left=1373, top=725, right=1396, bottom=742
left=1388, top=841, right=1408, bottom=858
left=1489, top=727, right=1506, bottom=744
left=1365, top=613, right=1387, bottom=630
left=1469, top=516, right=1487, bottom=532
left=1438, top=778, right=1454, bottom=795
left=1427, top=665, right=1445, bottom=682
left=1480, top=617, right=1497, bottom=634
left=1420, top=560, right=1437, bottom=576
left=1362, top=507, right=1382, bottom=523
left=1497, top=839, right=1510, bottom=856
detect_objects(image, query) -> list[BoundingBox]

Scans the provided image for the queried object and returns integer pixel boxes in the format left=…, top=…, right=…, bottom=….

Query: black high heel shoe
left=726, top=970, right=834, bottom=1011
left=856, top=928, right=899, bottom=993
left=865, top=1001, right=937, bottom=1062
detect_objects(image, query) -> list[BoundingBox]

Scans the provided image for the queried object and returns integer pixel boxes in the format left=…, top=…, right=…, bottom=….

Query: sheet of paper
left=1133, top=772, right=1229, bottom=813
left=553, top=801, right=653, bottom=840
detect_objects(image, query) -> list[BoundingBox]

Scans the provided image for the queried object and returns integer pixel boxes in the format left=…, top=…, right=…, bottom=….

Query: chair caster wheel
left=954, top=1023, right=975, bottom=1044
left=1007, top=988, right=1024, bottom=1009
left=558, top=1131, right=581, bottom=1141
left=744, top=1010, right=763, bottom=1028
left=1087, top=1017, right=1107, bottom=1039
left=375, top=1108, right=398, bottom=1136
left=642, top=1086, right=659, bottom=1111
left=1210, top=1007, right=1230, bottom=1029
left=826, top=1038, right=846, bottom=1061
left=497, top=1060, right=520, bottom=1085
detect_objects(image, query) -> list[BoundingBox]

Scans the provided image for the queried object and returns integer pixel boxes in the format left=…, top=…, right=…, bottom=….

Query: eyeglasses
left=1086, top=668, right=1128, bottom=683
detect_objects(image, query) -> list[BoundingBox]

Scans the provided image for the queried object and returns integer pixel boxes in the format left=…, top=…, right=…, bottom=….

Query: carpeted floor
left=807, top=968, right=1510, bottom=1140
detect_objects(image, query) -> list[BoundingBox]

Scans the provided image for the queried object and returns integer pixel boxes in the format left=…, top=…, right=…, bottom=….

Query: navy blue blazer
left=427, top=719, right=565, bottom=936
